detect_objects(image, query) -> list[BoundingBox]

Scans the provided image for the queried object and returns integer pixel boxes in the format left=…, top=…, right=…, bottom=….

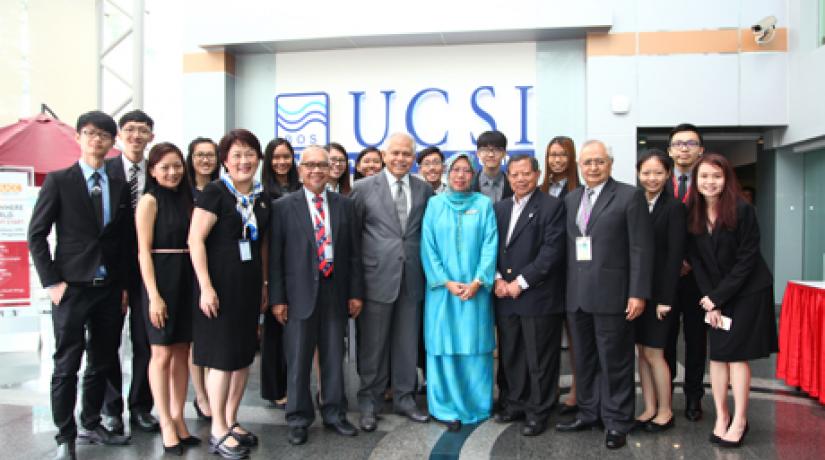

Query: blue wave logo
left=275, top=92, right=330, bottom=148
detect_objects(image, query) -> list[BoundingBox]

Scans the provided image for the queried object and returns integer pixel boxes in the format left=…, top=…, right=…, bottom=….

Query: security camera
left=751, top=16, right=777, bottom=44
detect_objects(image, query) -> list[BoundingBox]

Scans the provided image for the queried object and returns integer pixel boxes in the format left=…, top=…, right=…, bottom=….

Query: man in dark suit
left=493, top=155, right=566, bottom=437
left=270, top=145, right=364, bottom=445
left=28, top=111, right=133, bottom=459
left=555, top=140, right=654, bottom=449
left=471, top=130, right=513, bottom=203
left=102, top=109, right=159, bottom=433
left=663, top=123, right=708, bottom=422
left=350, top=133, right=433, bottom=431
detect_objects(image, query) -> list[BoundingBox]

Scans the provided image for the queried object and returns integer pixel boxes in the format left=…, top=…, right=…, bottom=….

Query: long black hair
left=262, top=138, right=300, bottom=196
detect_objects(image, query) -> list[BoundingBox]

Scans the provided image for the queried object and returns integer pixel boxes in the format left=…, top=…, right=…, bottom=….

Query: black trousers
left=567, top=309, right=636, bottom=434
left=664, top=273, right=707, bottom=401
left=51, top=284, right=123, bottom=443
left=260, top=309, right=287, bottom=402
left=284, top=276, right=347, bottom=427
left=496, top=312, right=563, bottom=422
left=102, top=283, right=153, bottom=415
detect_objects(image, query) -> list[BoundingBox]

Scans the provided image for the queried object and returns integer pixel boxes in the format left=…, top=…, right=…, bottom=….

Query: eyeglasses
left=581, top=158, right=609, bottom=167
left=122, top=127, right=152, bottom=136
left=478, top=147, right=504, bottom=156
left=81, top=129, right=113, bottom=142
left=329, top=158, right=348, bottom=166
left=301, top=161, right=330, bottom=171
left=193, top=152, right=216, bottom=160
left=670, top=140, right=701, bottom=149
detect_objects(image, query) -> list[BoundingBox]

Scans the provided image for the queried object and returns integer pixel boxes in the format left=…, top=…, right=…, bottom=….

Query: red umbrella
left=0, top=114, right=120, bottom=186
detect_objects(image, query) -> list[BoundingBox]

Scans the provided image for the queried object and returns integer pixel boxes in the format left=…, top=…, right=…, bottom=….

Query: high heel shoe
left=718, top=421, right=749, bottom=448
left=709, top=417, right=732, bottom=444
left=193, top=399, right=212, bottom=421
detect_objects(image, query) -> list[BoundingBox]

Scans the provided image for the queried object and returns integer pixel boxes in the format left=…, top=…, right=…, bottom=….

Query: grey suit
left=350, top=171, right=433, bottom=414
left=564, top=177, right=654, bottom=433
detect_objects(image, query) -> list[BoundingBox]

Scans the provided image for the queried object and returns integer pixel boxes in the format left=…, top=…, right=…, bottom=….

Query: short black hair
left=476, top=130, right=507, bottom=150
left=76, top=110, right=117, bottom=138
left=636, top=148, right=673, bottom=172
left=417, top=146, right=444, bottom=165
left=118, top=109, right=154, bottom=129
left=506, top=154, right=539, bottom=173
left=218, top=129, right=262, bottom=165
left=668, top=123, right=703, bottom=146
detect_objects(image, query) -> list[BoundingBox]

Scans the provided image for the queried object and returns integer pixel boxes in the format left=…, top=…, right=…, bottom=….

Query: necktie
left=128, top=164, right=140, bottom=209
left=394, top=180, right=408, bottom=233
left=576, top=188, right=594, bottom=234
left=313, top=194, right=333, bottom=277
left=90, top=172, right=104, bottom=229
left=678, top=174, right=688, bottom=201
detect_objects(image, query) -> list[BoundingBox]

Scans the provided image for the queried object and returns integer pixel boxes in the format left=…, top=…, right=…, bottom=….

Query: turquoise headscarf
left=443, top=152, right=477, bottom=212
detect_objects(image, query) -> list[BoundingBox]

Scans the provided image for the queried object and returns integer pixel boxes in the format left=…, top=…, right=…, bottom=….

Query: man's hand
left=625, top=297, right=645, bottom=321
left=121, top=289, right=129, bottom=315
left=272, top=304, right=288, bottom=325
left=48, top=282, right=68, bottom=306
left=348, top=298, right=363, bottom=318
left=505, top=280, right=523, bottom=299
left=494, top=279, right=509, bottom=298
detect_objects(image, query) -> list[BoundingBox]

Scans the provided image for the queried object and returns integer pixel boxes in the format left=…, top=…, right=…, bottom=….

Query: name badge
left=576, top=236, right=592, bottom=261
left=239, top=239, right=252, bottom=262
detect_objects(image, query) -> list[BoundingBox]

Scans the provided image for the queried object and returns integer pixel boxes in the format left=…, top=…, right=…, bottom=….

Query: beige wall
left=0, top=0, right=97, bottom=128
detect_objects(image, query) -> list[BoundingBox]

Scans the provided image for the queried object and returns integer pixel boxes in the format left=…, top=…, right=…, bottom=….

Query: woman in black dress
left=189, top=129, right=270, bottom=459
left=633, top=150, right=684, bottom=432
left=136, top=142, right=197, bottom=454
left=184, top=136, right=220, bottom=421
left=687, top=153, right=777, bottom=448
left=259, top=138, right=300, bottom=409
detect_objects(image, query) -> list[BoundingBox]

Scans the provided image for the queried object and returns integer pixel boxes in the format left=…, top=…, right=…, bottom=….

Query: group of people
left=27, top=109, right=778, bottom=459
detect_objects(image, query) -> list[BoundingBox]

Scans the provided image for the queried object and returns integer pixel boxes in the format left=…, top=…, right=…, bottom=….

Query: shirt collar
left=587, top=180, right=606, bottom=196
left=122, top=154, right=146, bottom=171
left=513, top=190, right=535, bottom=207
left=78, top=159, right=106, bottom=182
left=384, top=168, right=410, bottom=188
left=303, top=186, right=328, bottom=202
left=481, top=169, right=503, bottom=186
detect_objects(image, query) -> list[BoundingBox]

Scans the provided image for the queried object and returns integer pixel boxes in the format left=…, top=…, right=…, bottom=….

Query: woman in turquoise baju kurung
left=421, top=153, right=498, bottom=429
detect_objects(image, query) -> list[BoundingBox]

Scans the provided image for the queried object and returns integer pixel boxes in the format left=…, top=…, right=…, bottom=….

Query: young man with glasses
left=102, top=110, right=161, bottom=434
left=416, top=146, right=446, bottom=194
left=472, top=130, right=513, bottom=203
left=663, top=123, right=707, bottom=423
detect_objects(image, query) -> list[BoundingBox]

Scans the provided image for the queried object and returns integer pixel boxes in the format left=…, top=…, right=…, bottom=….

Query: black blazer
left=28, top=163, right=131, bottom=287
left=687, top=200, right=772, bottom=308
left=471, top=170, right=513, bottom=201
left=268, top=189, right=364, bottom=320
left=104, top=156, right=140, bottom=287
left=564, top=178, right=655, bottom=314
left=494, top=191, right=566, bottom=316
left=649, top=191, right=686, bottom=306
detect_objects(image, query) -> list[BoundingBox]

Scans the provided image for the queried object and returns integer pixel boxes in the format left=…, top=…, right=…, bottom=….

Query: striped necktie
left=128, top=163, right=140, bottom=209
left=313, top=194, right=333, bottom=277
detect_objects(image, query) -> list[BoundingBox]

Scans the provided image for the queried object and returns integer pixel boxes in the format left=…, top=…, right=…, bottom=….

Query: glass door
left=803, top=149, right=825, bottom=280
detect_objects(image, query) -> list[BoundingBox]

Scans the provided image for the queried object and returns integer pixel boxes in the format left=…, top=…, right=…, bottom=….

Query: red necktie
left=313, top=194, right=333, bottom=277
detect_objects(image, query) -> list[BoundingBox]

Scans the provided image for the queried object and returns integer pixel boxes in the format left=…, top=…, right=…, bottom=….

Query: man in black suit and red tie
left=493, top=155, right=566, bottom=437
left=269, top=145, right=364, bottom=446
left=28, top=111, right=133, bottom=459
left=663, top=123, right=708, bottom=422
left=102, top=110, right=160, bottom=434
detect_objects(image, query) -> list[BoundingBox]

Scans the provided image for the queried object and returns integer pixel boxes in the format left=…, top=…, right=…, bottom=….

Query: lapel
left=650, top=191, right=668, bottom=223
left=107, top=175, right=124, bottom=229
left=291, top=191, right=316, bottom=246
left=497, top=199, right=513, bottom=244
left=328, top=192, right=341, bottom=249
left=586, top=178, right=616, bottom=234
left=375, top=174, right=404, bottom=236
left=568, top=186, right=584, bottom=237
left=507, top=193, right=540, bottom=247
left=70, top=163, right=100, bottom=229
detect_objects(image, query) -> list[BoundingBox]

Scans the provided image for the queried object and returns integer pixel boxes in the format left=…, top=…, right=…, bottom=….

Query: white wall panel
left=586, top=56, right=639, bottom=134
left=234, top=54, right=277, bottom=144
left=739, top=52, right=788, bottom=125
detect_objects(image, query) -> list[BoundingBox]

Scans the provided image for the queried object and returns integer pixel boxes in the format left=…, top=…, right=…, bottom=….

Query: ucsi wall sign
left=273, top=43, right=537, bottom=162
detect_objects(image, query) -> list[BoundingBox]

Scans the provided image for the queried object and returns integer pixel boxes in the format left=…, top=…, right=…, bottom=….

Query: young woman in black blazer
left=687, top=154, right=777, bottom=448
left=633, top=150, right=684, bottom=432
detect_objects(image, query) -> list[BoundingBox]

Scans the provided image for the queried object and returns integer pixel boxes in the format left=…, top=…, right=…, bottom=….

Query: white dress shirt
left=495, top=191, right=535, bottom=290
left=121, top=155, right=147, bottom=194
left=384, top=168, right=411, bottom=213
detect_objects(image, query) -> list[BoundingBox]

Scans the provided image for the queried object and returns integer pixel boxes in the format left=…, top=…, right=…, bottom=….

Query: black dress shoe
left=179, top=435, right=201, bottom=446
left=77, top=425, right=130, bottom=445
left=558, top=403, right=579, bottom=415
left=359, top=413, right=377, bottom=432
left=102, top=415, right=124, bottom=435
left=54, top=440, right=76, bottom=460
left=645, top=417, right=675, bottom=433
left=555, top=418, right=602, bottom=432
left=130, top=411, right=160, bottom=432
left=495, top=410, right=525, bottom=423
left=229, top=423, right=258, bottom=447
left=605, top=430, right=627, bottom=449
left=193, top=399, right=212, bottom=421
left=163, top=441, right=183, bottom=456
left=209, top=432, right=250, bottom=459
left=685, top=399, right=703, bottom=422
left=718, top=422, right=749, bottom=448
left=396, top=407, right=430, bottom=423
left=521, top=420, right=547, bottom=437
left=287, top=427, right=308, bottom=446
left=324, top=419, right=358, bottom=436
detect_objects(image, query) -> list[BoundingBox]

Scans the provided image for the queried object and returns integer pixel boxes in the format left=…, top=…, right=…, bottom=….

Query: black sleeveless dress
left=141, top=186, right=193, bottom=345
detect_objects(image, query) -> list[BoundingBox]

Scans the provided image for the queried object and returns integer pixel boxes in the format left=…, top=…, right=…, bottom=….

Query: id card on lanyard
left=576, top=236, right=592, bottom=261
left=237, top=199, right=256, bottom=263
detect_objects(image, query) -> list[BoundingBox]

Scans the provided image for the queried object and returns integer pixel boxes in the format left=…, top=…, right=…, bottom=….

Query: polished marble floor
left=0, top=313, right=823, bottom=460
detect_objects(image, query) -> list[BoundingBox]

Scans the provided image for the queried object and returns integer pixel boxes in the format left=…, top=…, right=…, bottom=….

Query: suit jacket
left=687, top=200, right=772, bottom=307
left=350, top=172, right=433, bottom=303
left=268, top=189, right=364, bottom=321
left=471, top=169, right=514, bottom=202
left=28, top=162, right=131, bottom=287
left=494, top=190, right=566, bottom=316
left=663, top=173, right=692, bottom=205
left=649, top=191, right=687, bottom=306
left=104, top=156, right=141, bottom=288
left=564, top=178, right=654, bottom=314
